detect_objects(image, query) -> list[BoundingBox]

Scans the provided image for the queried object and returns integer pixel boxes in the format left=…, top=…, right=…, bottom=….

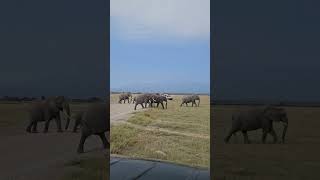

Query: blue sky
left=110, top=0, right=210, bottom=93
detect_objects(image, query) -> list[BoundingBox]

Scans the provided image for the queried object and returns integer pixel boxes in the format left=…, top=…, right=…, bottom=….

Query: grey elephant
left=77, top=102, right=109, bottom=153
left=152, top=95, right=167, bottom=109
left=118, top=92, right=132, bottom=104
left=224, top=106, right=288, bottom=144
left=180, top=95, right=198, bottom=107
left=192, top=95, right=200, bottom=107
left=26, top=96, right=71, bottom=133
left=134, top=93, right=153, bottom=110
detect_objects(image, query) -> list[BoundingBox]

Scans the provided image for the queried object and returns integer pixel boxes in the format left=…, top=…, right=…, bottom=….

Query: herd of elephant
left=118, top=92, right=201, bottom=110
left=24, top=95, right=288, bottom=150
left=119, top=93, right=289, bottom=144
left=25, top=96, right=109, bottom=153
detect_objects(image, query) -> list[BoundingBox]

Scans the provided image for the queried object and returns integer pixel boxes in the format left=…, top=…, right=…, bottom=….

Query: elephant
left=77, top=102, right=109, bottom=153
left=224, top=106, right=289, bottom=144
left=152, top=95, right=167, bottom=109
left=134, top=93, right=153, bottom=110
left=180, top=95, right=198, bottom=107
left=192, top=95, right=200, bottom=107
left=118, top=92, right=132, bottom=104
left=26, top=96, right=71, bottom=133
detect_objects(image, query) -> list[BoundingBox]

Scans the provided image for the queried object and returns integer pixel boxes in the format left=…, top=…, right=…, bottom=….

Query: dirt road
left=0, top=103, right=140, bottom=179
left=0, top=123, right=107, bottom=179
left=110, top=103, right=145, bottom=124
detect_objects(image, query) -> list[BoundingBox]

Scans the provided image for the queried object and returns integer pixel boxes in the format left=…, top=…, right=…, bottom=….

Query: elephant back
left=82, top=103, right=109, bottom=134
left=182, top=95, right=192, bottom=101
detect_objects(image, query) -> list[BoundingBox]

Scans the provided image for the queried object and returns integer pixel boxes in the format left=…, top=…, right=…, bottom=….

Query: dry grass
left=111, top=95, right=210, bottom=168
left=212, top=105, right=320, bottom=179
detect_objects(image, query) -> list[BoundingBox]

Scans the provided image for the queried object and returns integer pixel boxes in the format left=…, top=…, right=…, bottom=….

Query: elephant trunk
left=281, top=118, right=288, bottom=143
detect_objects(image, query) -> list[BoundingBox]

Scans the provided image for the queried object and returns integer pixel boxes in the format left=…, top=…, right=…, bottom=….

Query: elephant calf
left=118, top=92, right=132, bottom=104
left=224, top=106, right=288, bottom=144
left=77, top=103, right=109, bottom=153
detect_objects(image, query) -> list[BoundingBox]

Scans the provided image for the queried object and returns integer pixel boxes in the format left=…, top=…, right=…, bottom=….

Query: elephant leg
left=26, top=121, right=34, bottom=133
left=98, top=132, right=109, bottom=149
left=141, top=103, right=145, bottom=109
left=55, top=117, right=63, bottom=132
left=73, top=120, right=80, bottom=133
left=134, top=104, right=138, bottom=110
left=65, top=118, right=70, bottom=130
left=242, top=130, right=250, bottom=144
left=224, top=129, right=237, bottom=143
left=77, top=133, right=89, bottom=153
left=269, top=129, right=278, bottom=143
left=262, top=130, right=268, bottom=143
left=157, top=103, right=160, bottom=107
left=43, top=119, right=51, bottom=133
left=160, top=102, right=164, bottom=109
left=32, top=121, right=38, bottom=133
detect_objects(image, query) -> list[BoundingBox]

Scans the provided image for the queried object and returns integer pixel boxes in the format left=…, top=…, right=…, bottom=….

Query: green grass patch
left=111, top=95, right=210, bottom=168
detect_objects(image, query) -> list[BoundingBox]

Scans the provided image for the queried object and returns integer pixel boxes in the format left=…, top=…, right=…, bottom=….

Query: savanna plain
left=212, top=105, right=320, bottom=180
left=110, top=94, right=210, bottom=168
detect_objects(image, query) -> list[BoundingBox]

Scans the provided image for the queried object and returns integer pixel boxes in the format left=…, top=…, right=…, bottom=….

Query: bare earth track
left=0, top=103, right=108, bottom=180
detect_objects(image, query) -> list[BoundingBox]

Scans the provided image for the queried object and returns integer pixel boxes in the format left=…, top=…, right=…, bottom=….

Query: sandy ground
left=212, top=105, right=320, bottom=179
left=110, top=103, right=144, bottom=124
left=0, top=102, right=141, bottom=180
left=0, top=121, right=108, bottom=180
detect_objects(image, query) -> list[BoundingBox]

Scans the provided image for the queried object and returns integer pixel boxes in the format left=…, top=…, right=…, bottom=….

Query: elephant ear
left=55, top=96, right=65, bottom=104
left=263, top=106, right=284, bottom=122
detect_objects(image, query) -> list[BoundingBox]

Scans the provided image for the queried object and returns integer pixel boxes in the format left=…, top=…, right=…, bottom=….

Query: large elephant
left=118, top=92, right=132, bottom=104
left=26, top=96, right=71, bottom=133
left=152, top=95, right=167, bottom=109
left=134, top=93, right=153, bottom=110
left=192, top=95, right=200, bottom=107
left=224, top=106, right=288, bottom=144
left=180, top=95, right=198, bottom=107
left=77, top=103, right=109, bottom=153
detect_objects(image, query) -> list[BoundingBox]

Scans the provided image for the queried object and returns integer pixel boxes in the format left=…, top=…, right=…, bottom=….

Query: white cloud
left=111, top=0, right=210, bottom=40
